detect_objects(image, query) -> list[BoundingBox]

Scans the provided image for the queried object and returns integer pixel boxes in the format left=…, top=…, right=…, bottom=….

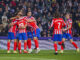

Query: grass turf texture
left=0, top=50, right=80, bottom=60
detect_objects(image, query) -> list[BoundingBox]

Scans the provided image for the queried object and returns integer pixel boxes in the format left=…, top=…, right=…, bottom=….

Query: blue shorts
left=53, top=34, right=62, bottom=41
left=33, top=28, right=40, bottom=38
left=8, top=32, right=16, bottom=40
left=62, top=33, right=72, bottom=40
left=18, top=33, right=27, bottom=40
left=27, top=32, right=33, bottom=38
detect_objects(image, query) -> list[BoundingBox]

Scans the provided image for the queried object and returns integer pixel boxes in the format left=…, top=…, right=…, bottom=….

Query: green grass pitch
left=0, top=50, right=80, bottom=60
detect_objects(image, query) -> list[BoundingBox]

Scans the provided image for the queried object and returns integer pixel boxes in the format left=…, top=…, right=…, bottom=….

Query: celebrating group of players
left=7, top=11, right=40, bottom=54
left=7, top=10, right=79, bottom=54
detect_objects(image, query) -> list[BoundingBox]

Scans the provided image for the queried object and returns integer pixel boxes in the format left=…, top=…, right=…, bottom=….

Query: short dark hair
left=54, top=12, right=60, bottom=18
left=27, top=11, right=31, bottom=14
left=64, top=13, right=70, bottom=16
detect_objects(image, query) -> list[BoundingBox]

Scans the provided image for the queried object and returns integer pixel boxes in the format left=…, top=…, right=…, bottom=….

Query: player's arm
left=62, top=19, right=66, bottom=27
left=10, top=17, right=16, bottom=20
left=65, top=23, right=72, bottom=30
left=10, top=14, right=21, bottom=20
left=27, top=19, right=36, bottom=22
left=49, top=19, right=54, bottom=29
left=10, top=16, right=18, bottom=20
left=25, top=17, right=36, bottom=22
left=62, top=19, right=66, bottom=31
left=63, top=20, right=72, bottom=31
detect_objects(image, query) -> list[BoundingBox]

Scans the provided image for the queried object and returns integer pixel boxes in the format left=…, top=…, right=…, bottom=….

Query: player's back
left=53, top=18, right=65, bottom=29
left=52, top=18, right=65, bottom=34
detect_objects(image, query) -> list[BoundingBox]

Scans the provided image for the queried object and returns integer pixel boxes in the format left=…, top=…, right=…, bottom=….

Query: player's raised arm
left=25, top=17, right=36, bottom=23
left=49, top=19, right=54, bottom=29
left=27, top=19, right=36, bottom=22
left=10, top=10, right=23, bottom=20
left=10, top=15, right=19, bottom=20
left=10, top=17, right=17, bottom=20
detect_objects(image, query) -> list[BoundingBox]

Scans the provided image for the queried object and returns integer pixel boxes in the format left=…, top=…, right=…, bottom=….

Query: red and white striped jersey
left=8, top=19, right=19, bottom=33
left=50, top=18, right=66, bottom=34
left=65, top=19, right=72, bottom=34
left=17, top=20, right=27, bottom=33
left=24, top=16, right=39, bottom=30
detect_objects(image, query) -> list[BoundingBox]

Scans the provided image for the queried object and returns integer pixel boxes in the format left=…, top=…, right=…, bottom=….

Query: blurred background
left=0, top=0, right=80, bottom=37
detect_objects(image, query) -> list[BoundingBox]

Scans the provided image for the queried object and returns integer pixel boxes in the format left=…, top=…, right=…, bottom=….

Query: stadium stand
left=0, top=0, right=80, bottom=37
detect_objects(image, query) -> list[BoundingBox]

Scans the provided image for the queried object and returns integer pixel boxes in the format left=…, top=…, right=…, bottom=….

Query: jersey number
left=58, top=22, right=61, bottom=29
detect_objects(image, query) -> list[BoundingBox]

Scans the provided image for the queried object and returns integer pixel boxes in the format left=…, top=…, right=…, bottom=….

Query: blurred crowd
left=0, top=0, right=80, bottom=37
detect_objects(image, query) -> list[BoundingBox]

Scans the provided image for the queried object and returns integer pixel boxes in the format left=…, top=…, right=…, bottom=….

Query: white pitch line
left=0, top=57, right=57, bottom=60
left=62, top=52, right=80, bottom=54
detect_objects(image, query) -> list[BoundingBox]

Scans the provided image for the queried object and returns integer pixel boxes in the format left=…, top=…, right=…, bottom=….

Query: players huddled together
left=7, top=11, right=79, bottom=54
left=7, top=11, right=40, bottom=54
